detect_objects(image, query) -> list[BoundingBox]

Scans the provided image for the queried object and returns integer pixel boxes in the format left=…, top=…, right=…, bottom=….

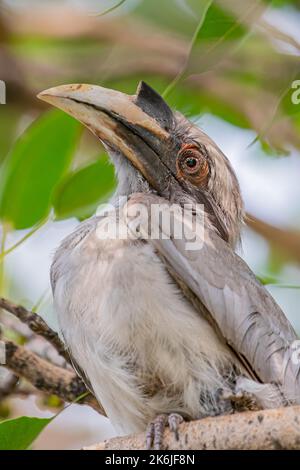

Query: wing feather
left=129, top=194, right=300, bottom=404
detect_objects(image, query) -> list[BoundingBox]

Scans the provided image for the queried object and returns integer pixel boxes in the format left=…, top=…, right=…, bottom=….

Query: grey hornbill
left=38, top=82, right=300, bottom=449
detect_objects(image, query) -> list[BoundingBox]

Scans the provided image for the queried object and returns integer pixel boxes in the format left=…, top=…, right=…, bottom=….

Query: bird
left=38, top=81, right=300, bottom=449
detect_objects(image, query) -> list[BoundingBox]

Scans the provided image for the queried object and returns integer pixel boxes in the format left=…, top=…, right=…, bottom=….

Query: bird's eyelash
left=172, top=120, right=210, bottom=158
left=172, top=119, right=194, bottom=142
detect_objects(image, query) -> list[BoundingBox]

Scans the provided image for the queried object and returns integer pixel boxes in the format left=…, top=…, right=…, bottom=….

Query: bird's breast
left=52, top=215, right=234, bottom=432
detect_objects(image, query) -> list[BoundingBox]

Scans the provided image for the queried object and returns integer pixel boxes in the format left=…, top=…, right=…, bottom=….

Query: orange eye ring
left=179, top=147, right=201, bottom=174
left=177, top=144, right=209, bottom=185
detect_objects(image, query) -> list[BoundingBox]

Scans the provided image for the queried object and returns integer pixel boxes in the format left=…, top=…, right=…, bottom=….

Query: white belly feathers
left=52, top=216, right=234, bottom=434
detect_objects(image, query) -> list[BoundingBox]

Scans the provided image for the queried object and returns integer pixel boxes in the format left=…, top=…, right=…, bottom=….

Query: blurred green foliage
left=53, top=156, right=116, bottom=220
left=0, top=0, right=299, bottom=269
left=0, top=6, right=299, bottom=273
left=0, top=110, right=81, bottom=229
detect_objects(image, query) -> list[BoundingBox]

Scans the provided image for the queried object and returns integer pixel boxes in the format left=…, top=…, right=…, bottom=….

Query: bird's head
left=38, top=81, right=244, bottom=247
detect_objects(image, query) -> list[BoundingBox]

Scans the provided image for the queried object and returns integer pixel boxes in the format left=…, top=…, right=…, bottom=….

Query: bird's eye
left=178, top=146, right=202, bottom=174
left=185, top=157, right=198, bottom=169
left=176, top=144, right=209, bottom=185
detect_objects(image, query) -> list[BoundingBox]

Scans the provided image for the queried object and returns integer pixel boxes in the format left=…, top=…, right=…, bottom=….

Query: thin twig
left=32, top=288, right=51, bottom=314
left=259, top=19, right=300, bottom=54
left=0, top=217, right=49, bottom=261
left=162, top=0, right=263, bottom=98
left=246, top=214, right=300, bottom=265
left=162, top=0, right=213, bottom=99
left=0, top=297, right=70, bottom=364
left=247, top=70, right=299, bottom=149
left=2, top=339, right=103, bottom=414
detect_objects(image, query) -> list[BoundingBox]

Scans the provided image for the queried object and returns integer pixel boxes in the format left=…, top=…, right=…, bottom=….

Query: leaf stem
left=247, top=70, right=299, bottom=149
left=0, top=224, right=7, bottom=295
left=0, top=217, right=49, bottom=262
left=162, top=0, right=213, bottom=99
left=92, top=0, right=127, bottom=17
left=32, top=288, right=51, bottom=314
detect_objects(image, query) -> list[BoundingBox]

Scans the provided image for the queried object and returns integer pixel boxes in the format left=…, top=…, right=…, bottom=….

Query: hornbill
left=38, top=82, right=300, bottom=449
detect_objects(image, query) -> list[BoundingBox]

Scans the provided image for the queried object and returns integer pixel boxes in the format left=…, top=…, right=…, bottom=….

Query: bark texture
left=85, top=406, right=300, bottom=450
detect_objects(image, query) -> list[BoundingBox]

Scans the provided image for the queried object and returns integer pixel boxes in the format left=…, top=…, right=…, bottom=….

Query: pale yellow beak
left=37, top=83, right=170, bottom=189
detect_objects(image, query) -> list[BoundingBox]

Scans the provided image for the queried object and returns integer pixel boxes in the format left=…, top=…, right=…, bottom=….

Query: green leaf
left=0, top=108, right=19, bottom=163
left=0, top=416, right=52, bottom=450
left=184, top=1, right=257, bottom=78
left=193, top=2, right=246, bottom=42
left=133, top=0, right=198, bottom=36
left=162, top=0, right=260, bottom=98
left=162, top=0, right=213, bottom=98
left=0, top=110, right=81, bottom=229
left=53, top=156, right=116, bottom=220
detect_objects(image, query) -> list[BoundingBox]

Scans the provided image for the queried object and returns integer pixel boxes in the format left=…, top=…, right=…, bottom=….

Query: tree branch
left=246, top=215, right=300, bottom=265
left=2, top=338, right=104, bottom=414
left=85, top=406, right=300, bottom=450
left=0, top=297, right=70, bottom=363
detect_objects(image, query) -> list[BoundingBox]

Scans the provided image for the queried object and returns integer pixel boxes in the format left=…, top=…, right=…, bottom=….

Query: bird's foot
left=146, top=413, right=184, bottom=450
left=218, top=386, right=259, bottom=412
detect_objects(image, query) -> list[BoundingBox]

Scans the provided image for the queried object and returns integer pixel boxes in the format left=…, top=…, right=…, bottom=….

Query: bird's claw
left=146, top=414, right=167, bottom=450
left=168, top=413, right=184, bottom=441
left=146, top=413, right=184, bottom=450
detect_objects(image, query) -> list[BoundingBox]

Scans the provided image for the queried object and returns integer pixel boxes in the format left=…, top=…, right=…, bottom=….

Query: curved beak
left=37, top=82, right=175, bottom=192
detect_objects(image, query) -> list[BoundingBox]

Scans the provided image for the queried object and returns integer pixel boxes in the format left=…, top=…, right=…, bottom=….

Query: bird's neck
left=109, top=152, right=152, bottom=207
left=108, top=152, right=243, bottom=249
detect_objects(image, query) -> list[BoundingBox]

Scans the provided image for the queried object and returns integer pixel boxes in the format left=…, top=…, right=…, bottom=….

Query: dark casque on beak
left=37, top=81, right=176, bottom=193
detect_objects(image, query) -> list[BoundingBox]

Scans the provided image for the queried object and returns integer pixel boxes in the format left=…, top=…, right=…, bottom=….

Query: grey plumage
left=128, top=193, right=299, bottom=405
left=38, top=81, right=299, bottom=436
